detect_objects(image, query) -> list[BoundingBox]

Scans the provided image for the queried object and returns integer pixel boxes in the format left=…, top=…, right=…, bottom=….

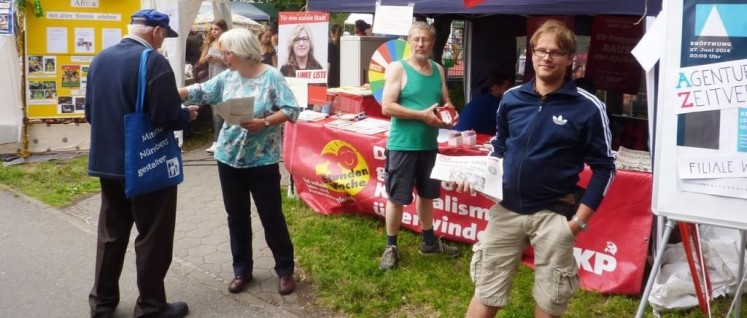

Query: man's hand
left=422, top=103, right=449, bottom=128
left=455, top=178, right=476, bottom=195
left=186, top=105, right=199, bottom=122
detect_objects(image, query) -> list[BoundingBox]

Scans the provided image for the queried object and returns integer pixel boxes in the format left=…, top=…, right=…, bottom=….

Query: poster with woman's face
left=278, top=12, right=329, bottom=84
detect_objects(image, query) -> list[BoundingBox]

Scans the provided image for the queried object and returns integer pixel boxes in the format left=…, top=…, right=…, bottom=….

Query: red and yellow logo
left=314, top=140, right=369, bottom=195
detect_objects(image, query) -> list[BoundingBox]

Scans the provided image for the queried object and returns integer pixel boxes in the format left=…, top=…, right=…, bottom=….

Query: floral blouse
left=186, top=67, right=300, bottom=168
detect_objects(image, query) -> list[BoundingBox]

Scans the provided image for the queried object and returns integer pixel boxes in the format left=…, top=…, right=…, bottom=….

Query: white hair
left=219, top=28, right=261, bottom=64
left=127, top=24, right=154, bottom=35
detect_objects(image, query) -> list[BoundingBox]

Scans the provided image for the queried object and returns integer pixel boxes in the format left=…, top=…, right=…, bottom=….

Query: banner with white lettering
left=283, top=119, right=653, bottom=295
left=586, top=16, right=644, bottom=94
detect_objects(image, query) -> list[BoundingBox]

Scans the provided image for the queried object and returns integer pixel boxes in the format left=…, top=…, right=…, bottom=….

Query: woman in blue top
left=178, top=28, right=301, bottom=296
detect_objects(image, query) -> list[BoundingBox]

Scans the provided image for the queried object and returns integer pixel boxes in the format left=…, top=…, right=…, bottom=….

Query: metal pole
left=636, top=218, right=676, bottom=318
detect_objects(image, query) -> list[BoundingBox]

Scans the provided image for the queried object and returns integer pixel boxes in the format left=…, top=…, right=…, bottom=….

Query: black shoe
left=153, top=302, right=189, bottom=318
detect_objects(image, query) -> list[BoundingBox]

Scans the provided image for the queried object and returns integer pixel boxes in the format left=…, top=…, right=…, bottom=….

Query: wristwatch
left=264, top=118, right=270, bottom=127
left=572, top=215, right=589, bottom=231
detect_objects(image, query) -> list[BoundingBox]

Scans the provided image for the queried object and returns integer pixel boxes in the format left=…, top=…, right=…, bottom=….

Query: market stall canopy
left=199, top=1, right=269, bottom=22
left=308, top=0, right=661, bottom=16
left=193, top=11, right=261, bottom=31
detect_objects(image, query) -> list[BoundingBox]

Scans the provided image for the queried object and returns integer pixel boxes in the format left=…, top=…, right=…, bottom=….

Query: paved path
left=0, top=147, right=333, bottom=317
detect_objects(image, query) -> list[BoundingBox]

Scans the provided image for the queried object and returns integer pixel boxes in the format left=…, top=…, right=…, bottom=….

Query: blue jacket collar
left=518, top=78, right=578, bottom=97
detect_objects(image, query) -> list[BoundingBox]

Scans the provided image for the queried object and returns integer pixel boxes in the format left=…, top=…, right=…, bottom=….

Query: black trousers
left=89, top=178, right=178, bottom=318
left=217, top=162, right=295, bottom=278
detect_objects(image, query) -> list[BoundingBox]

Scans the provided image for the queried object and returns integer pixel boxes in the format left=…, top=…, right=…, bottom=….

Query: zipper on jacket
left=515, top=100, right=544, bottom=212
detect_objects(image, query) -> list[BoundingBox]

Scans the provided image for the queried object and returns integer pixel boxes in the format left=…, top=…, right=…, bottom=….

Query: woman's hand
left=239, top=117, right=265, bottom=133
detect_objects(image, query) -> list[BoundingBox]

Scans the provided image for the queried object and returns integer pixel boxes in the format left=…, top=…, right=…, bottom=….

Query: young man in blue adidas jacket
left=461, top=20, right=616, bottom=318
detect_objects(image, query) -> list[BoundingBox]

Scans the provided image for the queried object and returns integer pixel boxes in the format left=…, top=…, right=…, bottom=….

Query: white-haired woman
left=178, top=28, right=300, bottom=296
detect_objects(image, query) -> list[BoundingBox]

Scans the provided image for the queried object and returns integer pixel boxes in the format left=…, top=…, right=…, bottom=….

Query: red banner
left=586, top=16, right=644, bottom=94
left=283, top=119, right=652, bottom=294
left=464, top=0, right=486, bottom=9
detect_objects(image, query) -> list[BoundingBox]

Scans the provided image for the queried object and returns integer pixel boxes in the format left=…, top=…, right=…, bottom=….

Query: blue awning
left=307, top=0, right=661, bottom=16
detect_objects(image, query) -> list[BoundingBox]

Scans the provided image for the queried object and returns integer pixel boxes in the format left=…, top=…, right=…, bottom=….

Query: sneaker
left=379, top=245, right=400, bottom=270
left=206, top=142, right=217, bottom=153
left=419, top=237, right=461, bottom=257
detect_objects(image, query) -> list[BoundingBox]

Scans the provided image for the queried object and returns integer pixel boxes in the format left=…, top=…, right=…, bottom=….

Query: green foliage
left=0, top=155, right=98, bottom=207
left=448, top=81, right=465, bottom=112
left=248, top=0, right=305, bottom=12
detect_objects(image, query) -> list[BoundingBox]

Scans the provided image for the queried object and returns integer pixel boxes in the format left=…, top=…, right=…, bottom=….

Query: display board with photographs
left=23, top=0, right=137, bottom=118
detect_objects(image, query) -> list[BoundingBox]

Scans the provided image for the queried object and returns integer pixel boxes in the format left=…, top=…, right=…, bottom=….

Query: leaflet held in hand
left=214, top=97, right=254, bottom=126
left=430, top=154, right=503, bottom=202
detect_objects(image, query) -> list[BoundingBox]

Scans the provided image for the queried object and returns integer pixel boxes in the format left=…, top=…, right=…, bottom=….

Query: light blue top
left=186, top=67, right=300, bottom=168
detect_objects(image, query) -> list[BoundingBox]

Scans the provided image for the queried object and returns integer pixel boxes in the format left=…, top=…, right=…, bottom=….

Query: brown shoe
left=228, top=275, right=252, bottom=293
left=278, top=275, right=295, bottom=295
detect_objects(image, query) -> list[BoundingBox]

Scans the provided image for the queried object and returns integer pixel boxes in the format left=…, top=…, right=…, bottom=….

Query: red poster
left=283, top=119, right=653, bottom=295
left=586, top=16, right=644, bottom=94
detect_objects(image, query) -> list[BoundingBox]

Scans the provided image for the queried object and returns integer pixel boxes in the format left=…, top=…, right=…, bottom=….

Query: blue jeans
left=217, top=162, right=295, bottom=278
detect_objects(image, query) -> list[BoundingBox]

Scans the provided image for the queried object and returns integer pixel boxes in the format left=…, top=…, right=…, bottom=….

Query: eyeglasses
left=293, top=36, right=310, bottom=44
left=532, top=49, right=567, bottom=59
left=219, top=51, right=233, bottom=57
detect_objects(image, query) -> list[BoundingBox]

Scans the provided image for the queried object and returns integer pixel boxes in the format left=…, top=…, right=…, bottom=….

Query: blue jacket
left=454, top=92, right=501, bottom=135
left=85, top=38, right=191, bottom=180
left=489, top=79, right=616, bottom=214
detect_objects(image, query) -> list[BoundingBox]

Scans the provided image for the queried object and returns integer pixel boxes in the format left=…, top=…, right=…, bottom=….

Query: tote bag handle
left=135, top=48, right=153, bottom=114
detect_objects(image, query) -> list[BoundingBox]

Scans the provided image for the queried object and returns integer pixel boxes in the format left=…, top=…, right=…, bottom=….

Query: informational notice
left=675, top=0, right=747, bottom=199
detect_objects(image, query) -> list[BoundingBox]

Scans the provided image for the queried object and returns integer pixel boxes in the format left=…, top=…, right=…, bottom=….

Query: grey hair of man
left=219, top=28, right=262, bottom=64
left=408, top=21, right=435, bottom=40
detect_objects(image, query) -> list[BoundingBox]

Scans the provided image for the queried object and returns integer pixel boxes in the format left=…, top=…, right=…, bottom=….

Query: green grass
left=0, top=155, right=98, bottom=208
left=282, top=193, right=747, bottom=317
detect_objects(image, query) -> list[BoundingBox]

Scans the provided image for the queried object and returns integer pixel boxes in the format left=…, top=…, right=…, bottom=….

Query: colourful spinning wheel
left=368, top=39, right=411, bottom=104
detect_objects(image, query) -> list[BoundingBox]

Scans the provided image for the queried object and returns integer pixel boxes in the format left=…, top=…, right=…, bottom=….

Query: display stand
left=639, top=0, right=747, bottom=315
left=636, top=219, right=747, bottom=318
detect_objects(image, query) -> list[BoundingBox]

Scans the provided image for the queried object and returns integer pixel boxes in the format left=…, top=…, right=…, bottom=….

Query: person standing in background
left=354, top=19, right=370, bottom=36
left=198, top=20, right=229, bottom=154
left=454, top=72, right=514, bottom=136
left=185, top=30, right=204, bottom=67
left=270, top=21, right=279, bottom=52
left=327, top=24, right=342, bottom=88
left=460, top=20, right=616, bottom=318
left=85, top=9, right=199, bottom=318
left=259, top=27, right=277, bottom=67
left=378, top=21, right=461, bottom=271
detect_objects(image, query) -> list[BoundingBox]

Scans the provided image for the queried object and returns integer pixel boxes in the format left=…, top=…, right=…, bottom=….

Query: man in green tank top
left=378, top=21, right=461, bottom=271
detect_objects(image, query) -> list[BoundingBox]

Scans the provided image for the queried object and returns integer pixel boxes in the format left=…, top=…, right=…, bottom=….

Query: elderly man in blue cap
left=86, top=9, right=198, bottom=318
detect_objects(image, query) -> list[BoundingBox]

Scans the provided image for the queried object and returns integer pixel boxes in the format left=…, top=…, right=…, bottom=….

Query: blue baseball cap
left=131, top=9, right=179, bottom=38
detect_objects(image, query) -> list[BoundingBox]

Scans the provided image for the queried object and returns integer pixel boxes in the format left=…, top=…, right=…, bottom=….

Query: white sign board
left=372, top=4, right=414, bottom=36
left=653, top=0, right=747, bottom=229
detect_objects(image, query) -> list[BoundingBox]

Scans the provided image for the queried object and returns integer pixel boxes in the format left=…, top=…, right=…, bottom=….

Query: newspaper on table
left=615, top=146, right=651, bottom=172
left=430, top=154, right=503, bottom=202
left=213, top=97, right=254, bottom=125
